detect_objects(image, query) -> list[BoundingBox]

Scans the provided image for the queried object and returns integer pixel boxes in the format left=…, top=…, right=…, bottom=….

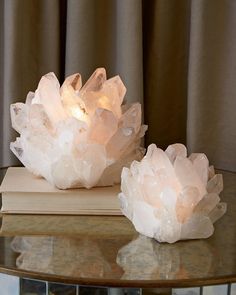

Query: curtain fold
left=0, top=0, right=235, bottom=171
left=65, top=0, right=143, bottom=103
left=143, top=0, right=190, bottom=148
left=0, top=0, right=62, bottom=167
left=187, top=0, right=236, bottom=171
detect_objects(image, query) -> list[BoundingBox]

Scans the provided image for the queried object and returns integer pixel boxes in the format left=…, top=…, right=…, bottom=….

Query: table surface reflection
left=0, top=169, right=236, bottom=288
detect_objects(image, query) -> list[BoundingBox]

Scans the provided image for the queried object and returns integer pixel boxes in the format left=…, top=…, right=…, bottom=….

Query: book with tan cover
left=0, top=167, right=122, bottom=215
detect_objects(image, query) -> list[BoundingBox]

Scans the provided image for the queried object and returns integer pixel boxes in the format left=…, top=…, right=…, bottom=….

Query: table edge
left=1, top=265, right=236, bottom=288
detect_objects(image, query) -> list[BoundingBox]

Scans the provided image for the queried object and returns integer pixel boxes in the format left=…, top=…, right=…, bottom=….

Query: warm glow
left=119, top=143, right=226, bottom=243
left=70, top=105, right=88, bottom=123
left=10, top=69, right=146, bottom=189
left=98, top=96, right=110, bottom=109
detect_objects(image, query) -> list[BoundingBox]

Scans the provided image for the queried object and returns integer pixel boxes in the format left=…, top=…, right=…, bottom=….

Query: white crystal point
left=209, top=202, right=227, bottom=223
left=180, top=215, right=214, bottom=240
left=10, top=103, right=28, bottom=133
left=33, top=72, right=67, bottom=124
left=174, top=156, right=207, bottom=199
left=189, top=153, right=209, bottom=186
left=106, top=103, right=143, bottom=160
left=132, top=201, right=160, bottom=238
left=176, top=186, right=200, bottom=223
left=61, top=73, right=82, bottom=93
left=10, top=69, right=147, bottom=189
left=80, top=68, right=107, bottom=94
left=51, top=155, right=80, bottom=189
left=75, top=143, right=107, bottom=189
left=207, top=174, right=223, bottom=194
left=119, top=143, right=226, bottom=243
left=81, top=75, right=126, bottom=119
left=26, top=91, right=35, bottom=105
left=120, top=103, right=141, bottom=133
left=10, top=138, right=26, bottom=167
left=208, top=165, right=215, bottom=179
left=99, top=75, right=126, bottom=117
left=61, top=73, right=86, bottom=116
left=165, top=143, right=187, bottom=163
left=194, top=193, right=220, bottom=215
left=89, top=109, right=118, bottom=145
left=29, top=104, right=53, bottom=132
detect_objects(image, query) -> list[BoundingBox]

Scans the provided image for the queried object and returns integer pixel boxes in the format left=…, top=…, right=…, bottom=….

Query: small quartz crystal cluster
left=119, top=143, right=226, bottom=243
left=10, top=68, right=147, bottom=189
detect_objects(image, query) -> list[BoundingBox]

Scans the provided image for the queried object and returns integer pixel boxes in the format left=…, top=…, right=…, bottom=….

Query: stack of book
left=0, top=167, right=122, bottom=215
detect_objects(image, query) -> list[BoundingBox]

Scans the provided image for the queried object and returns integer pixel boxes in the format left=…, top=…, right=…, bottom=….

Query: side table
left=0, top=168, right=236, bottom=295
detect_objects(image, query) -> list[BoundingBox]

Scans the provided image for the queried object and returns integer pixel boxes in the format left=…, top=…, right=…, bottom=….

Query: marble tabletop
left=0, top=168, right=236, bottom=288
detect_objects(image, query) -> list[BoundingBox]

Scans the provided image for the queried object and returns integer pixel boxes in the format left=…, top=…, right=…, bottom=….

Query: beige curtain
left=1, top=0, right=235, bottom=171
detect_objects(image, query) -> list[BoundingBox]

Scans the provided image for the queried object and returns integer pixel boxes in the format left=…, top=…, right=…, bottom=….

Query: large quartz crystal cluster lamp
left=119, top=144, right=226, bottom=243
left=10, top=68, right=147, bottom=189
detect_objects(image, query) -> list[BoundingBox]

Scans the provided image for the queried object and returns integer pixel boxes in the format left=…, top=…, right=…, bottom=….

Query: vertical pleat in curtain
left=187, top=0, right=236, bottom=172
left=65, top=0, right=143, bottom=104
left=0, top=0, right=63, bottom=167
left=143, top=0, right=190, bottom=148
left=143, top=0, right=236, bottom=171
left=0, top=0, right=235, bottom=171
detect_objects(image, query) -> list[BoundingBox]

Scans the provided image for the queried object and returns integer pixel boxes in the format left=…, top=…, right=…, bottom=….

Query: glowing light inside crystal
left=70, top=105, right=88, bottom=123
left=10, top=68, right=147, bottom=189
left=119, top=143, right=226, bottom=243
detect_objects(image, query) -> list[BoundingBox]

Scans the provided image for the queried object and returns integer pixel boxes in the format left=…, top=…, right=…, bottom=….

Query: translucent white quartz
left=117, top=235, right=214, bottom=279
left=119, top=143, right=226, bottom=243
left=10, top=69, right=147, bottom=189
